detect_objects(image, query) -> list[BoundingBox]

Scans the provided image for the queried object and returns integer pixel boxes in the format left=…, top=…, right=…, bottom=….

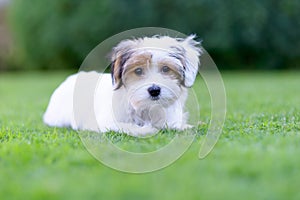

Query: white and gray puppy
left=43, top=35, right=202, bottom=136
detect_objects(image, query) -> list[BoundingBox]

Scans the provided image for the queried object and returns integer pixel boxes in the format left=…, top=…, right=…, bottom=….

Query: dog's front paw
left=181, top=124, right=194, bottom=130
left=115, top=122, right=158, bottom=137
left=128, top=125, right=158, bottom=137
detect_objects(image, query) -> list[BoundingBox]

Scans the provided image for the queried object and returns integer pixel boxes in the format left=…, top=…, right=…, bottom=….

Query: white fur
left=43, top=35, right=202, bottom=136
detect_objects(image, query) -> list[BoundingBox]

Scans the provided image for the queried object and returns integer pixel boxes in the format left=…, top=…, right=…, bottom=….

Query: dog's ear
left=180, top=35, right=202, bottom=87
left=110, top=40, right=136, bottom=89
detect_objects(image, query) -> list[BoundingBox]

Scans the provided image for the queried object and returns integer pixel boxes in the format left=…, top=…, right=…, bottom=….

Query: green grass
left=0, top=71, right=300, bottom=200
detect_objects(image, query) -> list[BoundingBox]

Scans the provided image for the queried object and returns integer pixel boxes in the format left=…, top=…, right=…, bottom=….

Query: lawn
left=0, top=71, right=300, bottom=200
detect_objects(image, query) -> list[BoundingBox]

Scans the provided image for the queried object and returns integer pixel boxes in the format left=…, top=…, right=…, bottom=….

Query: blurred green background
left=0, top=0, right=299, bottom=71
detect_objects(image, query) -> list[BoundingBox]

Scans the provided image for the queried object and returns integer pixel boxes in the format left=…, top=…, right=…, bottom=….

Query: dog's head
left=110, top=35, right=202, bottom=110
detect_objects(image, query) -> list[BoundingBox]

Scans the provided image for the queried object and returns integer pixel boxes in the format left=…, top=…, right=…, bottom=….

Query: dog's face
left=111, top=35, right=202, bottom=110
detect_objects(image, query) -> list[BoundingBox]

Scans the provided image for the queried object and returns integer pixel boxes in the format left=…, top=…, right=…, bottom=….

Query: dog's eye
left=134, top=68, right=143, bottom=76
left=161, top=66, right=170, bottom=73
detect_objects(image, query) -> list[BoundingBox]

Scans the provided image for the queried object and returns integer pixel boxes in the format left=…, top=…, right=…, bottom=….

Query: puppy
left=43, top=35, right=202, bottom=136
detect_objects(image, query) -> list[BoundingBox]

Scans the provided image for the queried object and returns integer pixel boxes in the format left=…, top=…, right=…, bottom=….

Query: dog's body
left=43, top=35, right=202, bottom=136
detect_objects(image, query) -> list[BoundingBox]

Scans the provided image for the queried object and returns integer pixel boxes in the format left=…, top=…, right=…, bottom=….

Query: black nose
left=148, top=85, right=161, bottom=97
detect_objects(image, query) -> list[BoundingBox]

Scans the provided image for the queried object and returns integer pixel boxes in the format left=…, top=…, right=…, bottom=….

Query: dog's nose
left=148, top=85, right=161, bottom=97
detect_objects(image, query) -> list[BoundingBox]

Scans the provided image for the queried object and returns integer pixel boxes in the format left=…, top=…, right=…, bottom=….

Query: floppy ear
left=110, top=40, right=136, bottom=89
left=180, top=35, right=202, bottom=87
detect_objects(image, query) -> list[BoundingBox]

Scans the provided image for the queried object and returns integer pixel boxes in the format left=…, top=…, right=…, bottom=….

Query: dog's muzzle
left=148, top=85, right=161, bottom=100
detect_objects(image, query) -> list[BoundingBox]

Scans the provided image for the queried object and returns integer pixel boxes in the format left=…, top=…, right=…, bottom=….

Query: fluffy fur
left=43, top=35, right=202, bottom=136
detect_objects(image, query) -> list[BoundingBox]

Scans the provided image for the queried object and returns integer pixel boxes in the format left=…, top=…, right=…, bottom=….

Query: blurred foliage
left=7, top=0, right=300, bottom=70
